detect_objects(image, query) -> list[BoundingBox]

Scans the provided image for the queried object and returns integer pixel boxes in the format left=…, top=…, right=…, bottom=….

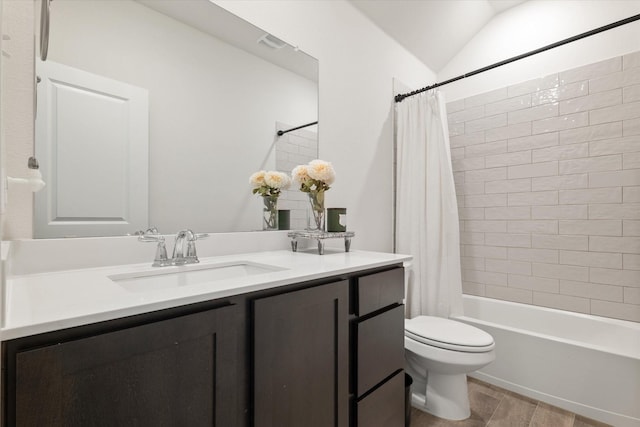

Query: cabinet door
left=254, top=280, right=349, bottom=427
left=13, top=305, right=239, bottom=427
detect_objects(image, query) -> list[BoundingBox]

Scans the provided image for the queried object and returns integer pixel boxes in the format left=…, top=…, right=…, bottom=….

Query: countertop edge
left=2, top=250, right=411, bottom=341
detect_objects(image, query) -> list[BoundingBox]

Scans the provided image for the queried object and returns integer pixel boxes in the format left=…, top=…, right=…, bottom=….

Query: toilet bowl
left=404, top=316, right=495, bottom=420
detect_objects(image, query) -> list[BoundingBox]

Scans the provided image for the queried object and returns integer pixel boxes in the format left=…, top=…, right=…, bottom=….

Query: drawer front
left=357, top=305, right=405, bottom=396
left=356, top=268, right=404, bottom=316
left=356, top=371, right=404, bottom=427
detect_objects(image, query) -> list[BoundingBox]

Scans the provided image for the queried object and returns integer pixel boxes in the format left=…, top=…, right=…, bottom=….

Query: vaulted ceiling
left=349, top=0, right=526, bottom=73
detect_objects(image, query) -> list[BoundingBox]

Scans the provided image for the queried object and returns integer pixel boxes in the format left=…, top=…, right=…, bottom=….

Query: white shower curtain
left=395, top=90, right=463, bottom=319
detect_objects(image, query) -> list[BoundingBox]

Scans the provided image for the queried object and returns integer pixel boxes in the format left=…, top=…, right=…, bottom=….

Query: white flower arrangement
left=250, top=170, right=291, bottom=197
left=292, top=159, right=336, bottom=193
left=292, top=159, right=336, bottom=230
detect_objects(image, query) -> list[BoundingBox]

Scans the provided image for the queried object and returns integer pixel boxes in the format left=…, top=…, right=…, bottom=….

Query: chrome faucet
left=172, top=229, right=198, bottom=265
left=138, top=228, right=208, bottom=267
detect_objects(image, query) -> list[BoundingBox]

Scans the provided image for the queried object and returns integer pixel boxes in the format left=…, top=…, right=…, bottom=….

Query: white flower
left=249, top=170, right=266, bottom=187
left=250, top=170, right=291, bottom=197
left=307, top=159, right=335, bottom=185
left=264, top=171, right=290, bottom=189
left=291, top=164, right=311, bottom=185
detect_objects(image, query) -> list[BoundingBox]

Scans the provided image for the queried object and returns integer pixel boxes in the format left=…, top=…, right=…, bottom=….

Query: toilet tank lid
left=405, top=316, right=494, bottom=348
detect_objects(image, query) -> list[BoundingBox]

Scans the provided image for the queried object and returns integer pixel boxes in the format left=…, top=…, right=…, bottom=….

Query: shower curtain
left=395, top=90, right=463, bottom=319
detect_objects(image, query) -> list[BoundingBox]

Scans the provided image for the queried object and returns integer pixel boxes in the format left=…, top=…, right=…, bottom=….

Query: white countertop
left=2, top=250, right=411, bottom=341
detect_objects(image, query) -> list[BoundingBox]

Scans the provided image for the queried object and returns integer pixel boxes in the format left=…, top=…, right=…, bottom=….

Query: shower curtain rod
left=394, top=13, right=640, bottom=103
left=276, top=121, right=318, bottom=136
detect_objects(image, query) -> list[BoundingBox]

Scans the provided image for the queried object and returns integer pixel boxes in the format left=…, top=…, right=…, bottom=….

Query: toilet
left=404, top=316, right=495, bottom=420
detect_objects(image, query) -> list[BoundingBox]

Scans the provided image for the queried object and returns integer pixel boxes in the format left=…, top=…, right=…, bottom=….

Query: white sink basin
left=109, top=261, right=285, bottom=293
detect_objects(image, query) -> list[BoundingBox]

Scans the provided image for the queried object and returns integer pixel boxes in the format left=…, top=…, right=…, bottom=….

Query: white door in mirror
left=34, top=60, right=149, bottom=238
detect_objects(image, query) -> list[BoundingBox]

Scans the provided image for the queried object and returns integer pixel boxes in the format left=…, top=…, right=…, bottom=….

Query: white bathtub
left=453, top=295, right=640, bottom=427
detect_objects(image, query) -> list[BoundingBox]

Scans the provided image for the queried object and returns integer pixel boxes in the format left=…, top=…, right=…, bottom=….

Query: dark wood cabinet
left=355, top=267, right=405, bottom=316
left=356, top=305, right=405, bottom=396
left=352, top=268, right=405, bottom=426
left=356, top=372, right=405, bottom=427
left=253, top=280, right=349, bottom=427
left=3, top=264, right=405, bottom=427
left=7, top=304, right=240, bottom=427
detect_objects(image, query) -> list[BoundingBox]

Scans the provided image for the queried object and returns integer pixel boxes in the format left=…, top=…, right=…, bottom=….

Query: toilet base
left=411, top=372, right=470, bottom=421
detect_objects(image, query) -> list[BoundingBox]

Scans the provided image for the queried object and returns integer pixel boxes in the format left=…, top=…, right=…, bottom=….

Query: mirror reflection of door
left=35, top=60, right=149, bottom=238
left=34, top=0, right=319, bottom=237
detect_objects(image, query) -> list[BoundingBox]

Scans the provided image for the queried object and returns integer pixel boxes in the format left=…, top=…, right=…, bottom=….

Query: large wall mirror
left=34, top=0, right=318, bottom=238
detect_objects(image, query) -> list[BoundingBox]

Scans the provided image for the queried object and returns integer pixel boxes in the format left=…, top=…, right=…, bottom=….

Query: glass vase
left=262, top=195, right=279, bottom=231
left=307, top=190, right=325, bottom=232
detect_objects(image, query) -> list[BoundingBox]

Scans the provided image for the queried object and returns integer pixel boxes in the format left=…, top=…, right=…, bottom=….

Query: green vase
left=327, top=208, right=347, bottom=232
left=278, top=210, right=291, bottom=230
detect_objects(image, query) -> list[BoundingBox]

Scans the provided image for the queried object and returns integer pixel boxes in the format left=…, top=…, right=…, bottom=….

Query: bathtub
left=453, top=295, right=640, bottom=427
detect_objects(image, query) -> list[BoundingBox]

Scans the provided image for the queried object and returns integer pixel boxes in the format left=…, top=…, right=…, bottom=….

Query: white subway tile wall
left=275, top=122, right=318, bottom=231
left=448, top=51, right=640, bottom=322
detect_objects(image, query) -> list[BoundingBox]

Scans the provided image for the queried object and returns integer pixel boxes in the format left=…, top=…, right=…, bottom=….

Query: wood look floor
left=409, top=378, right=612, bottom=427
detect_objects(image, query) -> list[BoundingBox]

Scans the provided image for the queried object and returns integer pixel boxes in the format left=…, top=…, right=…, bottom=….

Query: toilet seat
left=405, top=316, right=495, bottom=353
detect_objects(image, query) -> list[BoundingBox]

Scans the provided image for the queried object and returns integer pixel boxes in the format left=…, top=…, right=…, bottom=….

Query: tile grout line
left=528, top=403, right=540, bottom=427
left=484, top=389, right=505, bottom=426
left=528, top=402, right=578, bottom=427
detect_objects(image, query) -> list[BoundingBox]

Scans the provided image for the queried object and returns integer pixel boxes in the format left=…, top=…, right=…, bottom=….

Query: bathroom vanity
left=1, top=250, right=409, bottom=427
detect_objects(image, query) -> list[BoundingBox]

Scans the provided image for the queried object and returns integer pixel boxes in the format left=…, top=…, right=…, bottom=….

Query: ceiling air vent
left=257, top=33, right=287, bottom=50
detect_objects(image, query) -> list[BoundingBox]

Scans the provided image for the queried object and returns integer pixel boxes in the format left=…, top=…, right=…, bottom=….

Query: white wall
left=439, top=0, right=640, bottom=102
left=215, top=0, right=435, bottom=251
left=1, top=0, right=34, bottom=240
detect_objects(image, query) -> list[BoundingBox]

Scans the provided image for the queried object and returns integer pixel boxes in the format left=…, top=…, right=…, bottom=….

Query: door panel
left=35, top=60, right=149, bottom=237
left=14, top=305, right=238, bottom=427
left=254, top=280, right=349, bottom=427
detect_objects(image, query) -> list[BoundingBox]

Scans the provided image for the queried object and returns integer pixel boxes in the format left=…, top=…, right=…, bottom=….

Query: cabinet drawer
left=356, top=268, right=404, bottom=316
left=357, top=305, right=404, bottom=396
left=356, top=371, right=404, bottom=427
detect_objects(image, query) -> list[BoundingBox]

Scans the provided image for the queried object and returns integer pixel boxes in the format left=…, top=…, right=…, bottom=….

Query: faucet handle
left=137, top=229, right=171, bottom=267
left=181, top=231, right=205, bottom=264
left=186, top=240, right=199, bottom=262
left=152, top=240, right=171, bottom=267
left=138, top=227, right=162, bottom=242
left=176, top=230, right=205, bottom=263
